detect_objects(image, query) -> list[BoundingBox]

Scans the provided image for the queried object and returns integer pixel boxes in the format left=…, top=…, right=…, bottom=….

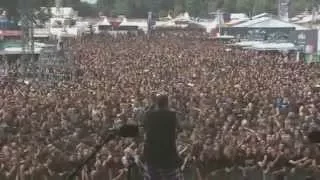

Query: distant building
left=222, top=14, right=309, bottom=41
left=49, top=7, right=78, bottom=18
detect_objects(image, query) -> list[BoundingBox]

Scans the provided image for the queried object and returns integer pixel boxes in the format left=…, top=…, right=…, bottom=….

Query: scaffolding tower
left=36, top=46, right=76, bottom=82
left=19, top=0, right=34, bottom=58
left=15, top=0, right=76, bottom=82
left=16, top=0, right=36, bottom=79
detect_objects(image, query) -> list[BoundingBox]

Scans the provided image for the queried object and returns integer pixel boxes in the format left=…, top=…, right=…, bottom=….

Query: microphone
left=108, top=124, right=140, bottom=138
left=308, top=131, right=320, bottom=143
left=119, top=124, right=140, bottom=137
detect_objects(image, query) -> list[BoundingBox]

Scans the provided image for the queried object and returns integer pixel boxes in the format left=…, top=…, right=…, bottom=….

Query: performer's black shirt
left=143, top=108, right=180, bottom=169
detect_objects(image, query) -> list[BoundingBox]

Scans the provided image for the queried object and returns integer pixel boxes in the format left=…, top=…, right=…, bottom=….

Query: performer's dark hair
left=157, top=95, right=168, bottom=108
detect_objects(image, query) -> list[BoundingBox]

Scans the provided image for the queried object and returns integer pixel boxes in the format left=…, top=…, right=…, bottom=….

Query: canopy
left=0, top=40, right=53, bottom=55
left=232, top=41, right=263, bottom=47
left=0, top=47, right=43, bottom=55
left=246, top=42, right=297, bottom=51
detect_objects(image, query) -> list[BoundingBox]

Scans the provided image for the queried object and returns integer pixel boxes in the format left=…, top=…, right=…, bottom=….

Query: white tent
left=154, top=12, right=206, bottom=30
left=230, top=13, right=249, bottom=20
left=96, top=16, right=111, bottom=26
left=0, top=47, right=43, bottom=55
left=233, top=41, right=263, bottom=47
left=247, top=42, right=297, bottom=51
left=0, top=41, right=54, bottom=55
left=251, top=13, right=272, bottom=20
left=234, top=16, right=309, bottom=30
left=50, top=7, right=75, bottom=18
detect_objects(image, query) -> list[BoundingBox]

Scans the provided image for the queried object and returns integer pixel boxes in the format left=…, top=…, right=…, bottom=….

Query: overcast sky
left=80, top=0, right=97, bottom=4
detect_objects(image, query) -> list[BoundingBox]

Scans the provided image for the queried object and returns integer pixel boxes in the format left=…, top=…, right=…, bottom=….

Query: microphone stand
left=67, top=133, right=116, bottom=180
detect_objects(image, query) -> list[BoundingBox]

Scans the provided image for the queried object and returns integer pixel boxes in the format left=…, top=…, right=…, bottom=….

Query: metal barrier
left=2, top=163, right=319, bottom=180
left=127, top=166, right=320, bottom=180
left=180, top=167, right=320, bottom=180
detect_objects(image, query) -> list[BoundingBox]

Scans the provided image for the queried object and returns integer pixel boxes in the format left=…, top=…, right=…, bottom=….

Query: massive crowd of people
left=0, top=32, right=320, bottom=180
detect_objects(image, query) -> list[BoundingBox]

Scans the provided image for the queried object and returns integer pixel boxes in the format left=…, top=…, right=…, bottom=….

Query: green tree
left=64, top=0, right=81, bottom=7
left=97, top=0, right=115, bottom=15
left=3, top=0, right=316, bottom=19
left=113, top=0, right=130, bottom=15
left=291, top=0, right=312, bottom=15
left=174, top=0, right=185, bottom=15
left=263, top=0, right=277, bottom=14
left=236, top=0, right=255, bottom=14
left=185, top=0, right=204, bottom=16
left=222, top=0, right=237, bottom=13
left=34, top=8, right=51, bottom=24
left=74, top=2, right=97, bottom=16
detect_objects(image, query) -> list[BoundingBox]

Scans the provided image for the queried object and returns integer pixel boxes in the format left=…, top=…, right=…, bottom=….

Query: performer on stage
left=143, top=94, right=183, bottom=180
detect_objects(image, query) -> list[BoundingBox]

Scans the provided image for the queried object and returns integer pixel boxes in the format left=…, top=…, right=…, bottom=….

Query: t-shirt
left=143, top=109, right=180, bottom=169
left=275, top=98, right=289, bottom=115
left=195, top=159, right=207, bottom=177
left=106, top=160, right=124, bottom=179
left=271, top=155, right=287, bottom=171
left=127, top=163, right=143, bottom=180
left=244, top=154, right=257, bottom=167
left=0, top=171, right=6, bottom=180
left=7, top=167, right=17, bottom=180
left=48, top=174, right=64, bottom=180
left=235, top=151, right=246, bottom=166
left=92, top=169, right=108, bottom=180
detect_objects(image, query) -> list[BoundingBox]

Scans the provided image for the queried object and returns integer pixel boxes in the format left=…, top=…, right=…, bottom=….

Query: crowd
left=0, top=32, right=320, bottom=180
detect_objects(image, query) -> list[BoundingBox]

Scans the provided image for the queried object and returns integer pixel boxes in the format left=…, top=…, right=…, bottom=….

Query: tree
left=34, top=8, right=52, bottom=24
left=2, top=0, right=315, bottom=19
left=64, top=0, right=81, bottom=7
left=97, top=0, right=115, bottom=15
left=174, top=0, right=185, bottom=15
left=185, top=0, right=197, bottom=16
left=113, top=0, right=130, bottom=15
left=235, top=0, right=255, bottom=14
left=222, top=0, right=237, bottom=13
left=74, top=2, right=97, bottom=17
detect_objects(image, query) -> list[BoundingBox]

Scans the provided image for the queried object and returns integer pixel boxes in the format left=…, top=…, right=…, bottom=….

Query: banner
left=318, top=30, right=320, bottom=52
left=0, top=30, right=22, bottom=37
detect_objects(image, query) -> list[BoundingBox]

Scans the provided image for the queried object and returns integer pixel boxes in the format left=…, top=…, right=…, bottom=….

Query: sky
left=80, top=0, right=97, bottom=4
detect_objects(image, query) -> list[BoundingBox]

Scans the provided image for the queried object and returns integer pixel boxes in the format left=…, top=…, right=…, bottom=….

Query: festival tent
left=0, top=41, right=54, bottom=55
left=154, top=12, right=206, bottom=31
left=234, top=16, right=308, bottom=30
left=251, top=13, right=271, bottom=20
left=245, top=42, right=297, bottom=51
left=232, top=41, right=263, bottom=47
left=224, top=15, right=310, bottom=40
